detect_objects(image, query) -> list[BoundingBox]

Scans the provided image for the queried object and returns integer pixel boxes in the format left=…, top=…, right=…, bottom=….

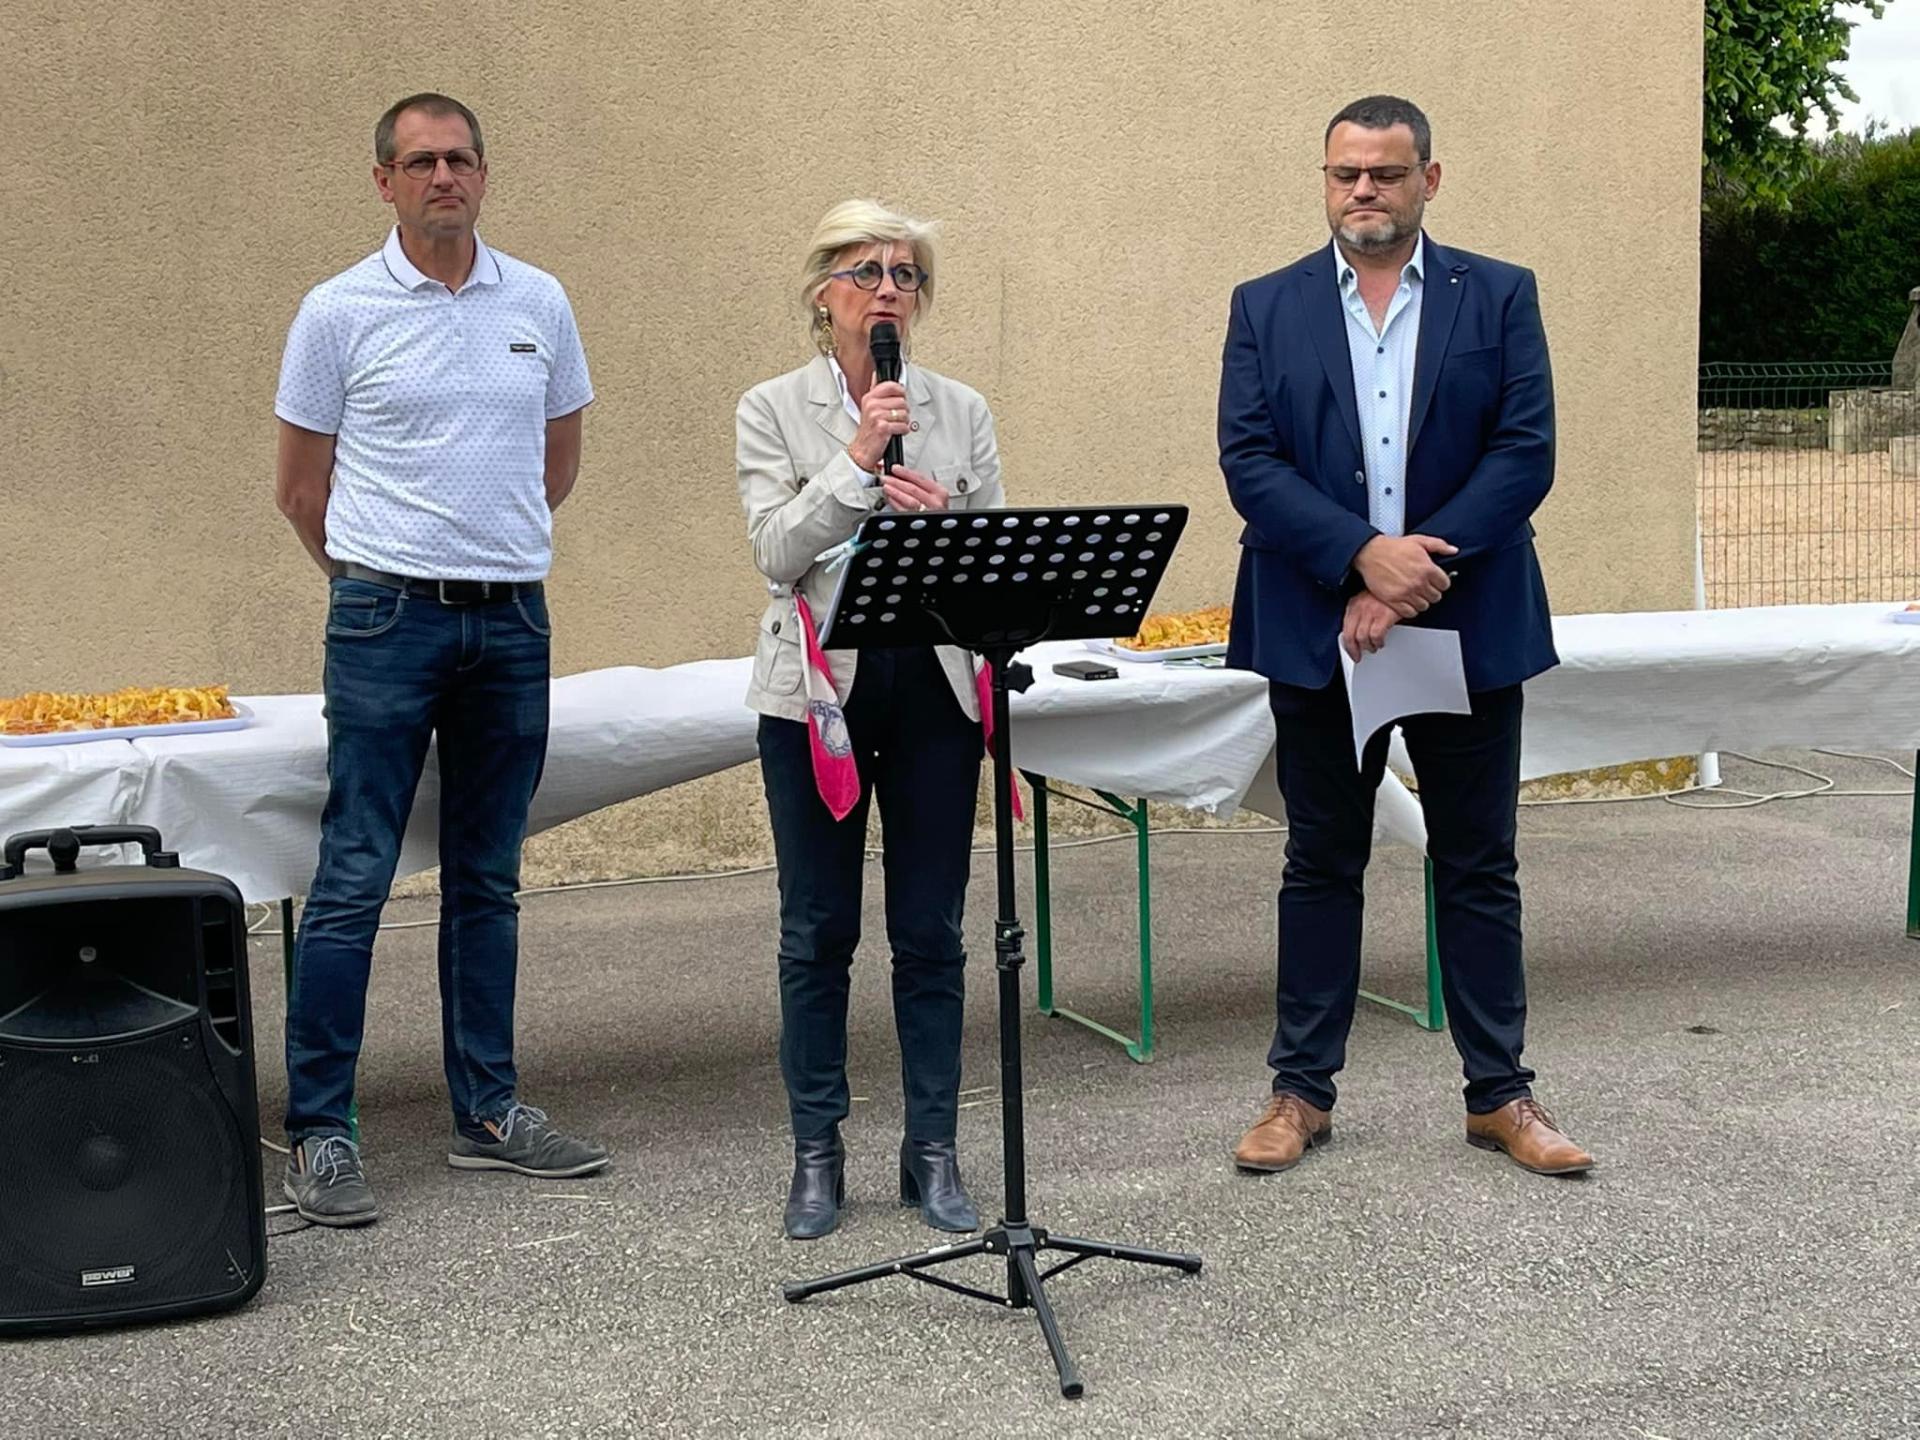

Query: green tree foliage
left=1703, top=0, right=1884, bottom=209
left=1701, top=127, right=1920, bottom=360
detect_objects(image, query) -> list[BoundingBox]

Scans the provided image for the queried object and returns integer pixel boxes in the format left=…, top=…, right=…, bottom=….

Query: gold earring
left=814, top=304, right=836, bottom=355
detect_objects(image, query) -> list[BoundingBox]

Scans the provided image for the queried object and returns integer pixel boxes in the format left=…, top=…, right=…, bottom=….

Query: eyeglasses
left=383, top=148, right=483, bottom=180
left=829, top=260, right=929, bottom=292
left=1321, top=163, right=1425, bottom=189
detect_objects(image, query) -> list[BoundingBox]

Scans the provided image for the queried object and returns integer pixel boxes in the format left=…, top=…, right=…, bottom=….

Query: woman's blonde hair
left=799, top=199, right=938, bottom=352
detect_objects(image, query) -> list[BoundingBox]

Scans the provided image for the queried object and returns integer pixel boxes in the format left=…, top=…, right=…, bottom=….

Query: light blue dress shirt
left=1334, top=235, right=1424, bottom=538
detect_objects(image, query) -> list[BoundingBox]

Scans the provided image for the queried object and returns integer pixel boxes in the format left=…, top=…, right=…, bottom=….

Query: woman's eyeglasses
left=830, top=260, right=929, bottom=292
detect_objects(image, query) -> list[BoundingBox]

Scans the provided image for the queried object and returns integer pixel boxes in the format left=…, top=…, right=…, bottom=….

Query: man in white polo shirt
left=273, top=92, right=605, bottom=1227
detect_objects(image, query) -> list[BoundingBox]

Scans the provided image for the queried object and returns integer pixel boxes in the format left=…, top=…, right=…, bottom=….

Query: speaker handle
left=1, top=825, right=179, bottom=878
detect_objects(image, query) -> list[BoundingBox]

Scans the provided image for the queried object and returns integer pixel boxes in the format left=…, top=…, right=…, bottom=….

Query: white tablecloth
left=0, top=650, right=1268, bottom=901
left=1038, top=603, right=1920, bottom=845
left=1009, top=642, right=1276, bottom=815
left=0, top=739, right=149, bottom=859
left=115, top=663, right=763, bottom=902
left=4, top=605, right=1916, bottom=899
left=1524, top=604, right=1920, bottom=775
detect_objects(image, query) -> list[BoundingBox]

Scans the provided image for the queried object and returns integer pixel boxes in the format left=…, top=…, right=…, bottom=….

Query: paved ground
left=5, top=750, right=1917, bottom=1438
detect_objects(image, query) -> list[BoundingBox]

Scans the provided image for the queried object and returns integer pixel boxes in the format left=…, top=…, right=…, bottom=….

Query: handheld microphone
left=869, top=321, right=904, bottom=476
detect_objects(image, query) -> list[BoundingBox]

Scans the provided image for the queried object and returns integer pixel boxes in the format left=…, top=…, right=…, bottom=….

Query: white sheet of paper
left=1338, top=626, right=1471, bottom=768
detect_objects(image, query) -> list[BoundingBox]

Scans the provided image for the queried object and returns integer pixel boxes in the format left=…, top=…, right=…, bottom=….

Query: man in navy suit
left=1219, top=95, right=1593, bottom=1179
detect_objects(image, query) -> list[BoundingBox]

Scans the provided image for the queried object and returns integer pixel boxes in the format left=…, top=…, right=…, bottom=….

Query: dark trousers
left=1266, top=677, right=1534, bottom=1115
left=285, top=577, right=552, bottom=1143
left=758, top=645, right=984, bottom=1145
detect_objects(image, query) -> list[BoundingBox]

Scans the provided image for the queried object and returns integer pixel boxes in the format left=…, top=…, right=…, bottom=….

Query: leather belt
left=334, top=562, right=542, bottom=605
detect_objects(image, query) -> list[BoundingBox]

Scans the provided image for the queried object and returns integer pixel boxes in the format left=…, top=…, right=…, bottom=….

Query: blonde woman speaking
left=736, top=200, right=1005, bottom=1240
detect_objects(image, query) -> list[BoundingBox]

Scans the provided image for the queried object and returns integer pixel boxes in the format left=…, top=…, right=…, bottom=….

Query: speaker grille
left=0, top=1021, right=258, bottom=1322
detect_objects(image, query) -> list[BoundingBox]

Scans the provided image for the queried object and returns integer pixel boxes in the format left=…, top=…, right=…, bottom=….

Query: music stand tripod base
left=786, top=505, right=1204, bottom=1398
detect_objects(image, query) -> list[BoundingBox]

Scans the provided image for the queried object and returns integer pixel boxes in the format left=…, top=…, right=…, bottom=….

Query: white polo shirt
left=274, top=227, right=593, bottom=581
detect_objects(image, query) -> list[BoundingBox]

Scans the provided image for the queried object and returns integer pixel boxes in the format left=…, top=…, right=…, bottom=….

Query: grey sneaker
left=447, top=1104, right=610, bottom=1179
left=284, top=1135, right=379, bottom=1227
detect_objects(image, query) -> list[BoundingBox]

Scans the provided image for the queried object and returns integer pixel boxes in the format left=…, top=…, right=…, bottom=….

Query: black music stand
left=786, top=505, right=1204, bottom=1398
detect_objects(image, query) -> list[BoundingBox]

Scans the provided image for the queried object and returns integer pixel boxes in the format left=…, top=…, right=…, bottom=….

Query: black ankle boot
left=898, top=1139, right=979, bottom=1233
left=785, top=1133, right=845, bottom=1240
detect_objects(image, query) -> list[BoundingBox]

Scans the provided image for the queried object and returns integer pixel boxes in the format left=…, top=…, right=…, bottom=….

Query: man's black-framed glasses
left=829, top=260, right=929, bottom=292
left=1321, top=162, right=1426, bottom=189
left=384, top=148, right=483, bottom=180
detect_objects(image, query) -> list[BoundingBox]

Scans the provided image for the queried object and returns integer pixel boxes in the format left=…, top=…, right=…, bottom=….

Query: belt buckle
left=436, top=579, right=487, bottom=604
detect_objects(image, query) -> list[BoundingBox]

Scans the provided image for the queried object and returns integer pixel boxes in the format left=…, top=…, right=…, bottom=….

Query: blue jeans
left=285, top=577, right=552, bottom=1144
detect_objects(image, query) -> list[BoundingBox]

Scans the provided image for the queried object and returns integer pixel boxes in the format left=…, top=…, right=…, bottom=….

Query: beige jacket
left=737, top=354, right=1005, bottom=722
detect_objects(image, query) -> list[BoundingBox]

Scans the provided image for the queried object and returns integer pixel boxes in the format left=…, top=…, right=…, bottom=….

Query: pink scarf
left=792, top=594, right=1020, bottom=822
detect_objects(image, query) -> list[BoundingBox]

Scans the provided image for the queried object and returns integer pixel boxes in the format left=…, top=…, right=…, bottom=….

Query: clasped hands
left=1343, top=533, right=1458, bottom=662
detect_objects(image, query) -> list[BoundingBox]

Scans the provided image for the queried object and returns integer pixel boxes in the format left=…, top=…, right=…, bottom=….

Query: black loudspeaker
left=0, top=826, right=265, bottom=1334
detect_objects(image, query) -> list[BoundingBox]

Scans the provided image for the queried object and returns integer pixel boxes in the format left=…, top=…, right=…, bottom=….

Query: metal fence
left=1697, top=362, right=1919, bottom=607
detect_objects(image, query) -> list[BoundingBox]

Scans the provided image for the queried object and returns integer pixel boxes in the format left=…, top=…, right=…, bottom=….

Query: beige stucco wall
left=1, top=2, right=1704, bottom=873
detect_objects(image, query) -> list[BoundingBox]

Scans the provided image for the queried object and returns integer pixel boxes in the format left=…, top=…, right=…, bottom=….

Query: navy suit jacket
left=1217, top=236, right=1559, bottom=693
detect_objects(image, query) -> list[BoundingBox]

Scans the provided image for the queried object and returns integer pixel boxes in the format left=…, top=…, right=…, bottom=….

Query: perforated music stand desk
left=791, top=505, right=1204, bottom=1399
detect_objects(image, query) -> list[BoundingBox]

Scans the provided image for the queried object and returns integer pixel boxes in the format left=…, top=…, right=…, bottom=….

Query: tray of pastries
left=0, top=686, right=250, bottom=747
left=1086, top=605, right=1232, bottom=662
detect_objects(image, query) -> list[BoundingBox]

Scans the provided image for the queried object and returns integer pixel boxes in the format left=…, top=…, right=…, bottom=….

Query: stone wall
left=1697, top=407, right=1828, bottom=450
left=1829, top=388, right=1919, bottom=454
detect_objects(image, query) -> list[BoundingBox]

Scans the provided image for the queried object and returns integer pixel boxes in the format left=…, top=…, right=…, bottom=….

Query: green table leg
left=1908, top=749, right=1920, bottom=940
left=1422, top=862, right=1446, bottom=1031
left=279, top=897, right=359, bottom=1142
left=1117, top=789, right=1156, bottom=1061
left=1358, top=858, right=1447, bottom=1031
left=1022, top=774, right=1155, bottom=1062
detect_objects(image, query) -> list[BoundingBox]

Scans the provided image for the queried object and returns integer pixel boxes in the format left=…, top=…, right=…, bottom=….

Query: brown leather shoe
left=1466, top=1098, right=1594, bottom=1175
left=1233, top=1093, right=1332, bottom=1173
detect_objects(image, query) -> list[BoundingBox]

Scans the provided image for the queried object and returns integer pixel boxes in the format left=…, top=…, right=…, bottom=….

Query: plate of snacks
left=1087, top=605, right=1233, bottom=662
left=0, top=686, right=252, bottom=747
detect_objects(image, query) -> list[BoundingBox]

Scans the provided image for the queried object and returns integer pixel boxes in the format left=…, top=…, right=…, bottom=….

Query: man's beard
left=1337, top=206, right=1420, bottom=255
